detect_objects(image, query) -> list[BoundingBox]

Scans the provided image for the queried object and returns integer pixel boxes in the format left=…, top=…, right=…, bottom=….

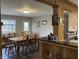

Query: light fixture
left=23, top=10, right=30, bottom=13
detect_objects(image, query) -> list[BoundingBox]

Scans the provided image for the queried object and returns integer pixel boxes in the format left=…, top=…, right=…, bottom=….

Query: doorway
left=64, top=11, right=69, bottom=40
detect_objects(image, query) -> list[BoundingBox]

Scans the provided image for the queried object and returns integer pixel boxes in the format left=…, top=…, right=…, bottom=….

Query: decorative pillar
left=52, top=5, right=64, bottom=41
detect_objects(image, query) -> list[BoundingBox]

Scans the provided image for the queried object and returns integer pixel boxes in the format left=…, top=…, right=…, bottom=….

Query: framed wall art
left=42, top=20, right=47, bottom=25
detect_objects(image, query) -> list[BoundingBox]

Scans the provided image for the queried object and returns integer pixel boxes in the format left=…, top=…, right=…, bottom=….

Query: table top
left=8, top=37, right=26, bottom=41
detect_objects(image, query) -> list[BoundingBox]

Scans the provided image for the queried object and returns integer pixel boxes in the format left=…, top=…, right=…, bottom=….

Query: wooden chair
left=18, top=35, right=28, bottom=55
left=23, top=35, right=31, bottom=54
left=2, top=36, right=16, bottom=55
left=29, top=33, right=39, bottom=51
left=9, top=32, right=17, bottom=37
left=28, top=39, right=39, bottom=54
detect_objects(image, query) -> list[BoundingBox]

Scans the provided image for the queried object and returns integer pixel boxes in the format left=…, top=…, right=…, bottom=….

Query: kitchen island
left=40, top=39, right=78, bottom=59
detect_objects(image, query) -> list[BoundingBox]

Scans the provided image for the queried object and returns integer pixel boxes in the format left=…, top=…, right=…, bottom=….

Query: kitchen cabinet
left=62, top=47, right=78, bottom=59
left=41, top=41, right=78, bottom=59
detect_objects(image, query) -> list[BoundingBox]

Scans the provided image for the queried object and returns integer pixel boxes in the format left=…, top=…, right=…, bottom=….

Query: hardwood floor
left=2, top=48, right=41, bottom=59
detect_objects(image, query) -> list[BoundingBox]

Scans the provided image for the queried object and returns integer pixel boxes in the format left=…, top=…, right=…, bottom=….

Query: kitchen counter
left=40, top=39, right=78, bottom=59
left=40, top=39, right=78, bottom=48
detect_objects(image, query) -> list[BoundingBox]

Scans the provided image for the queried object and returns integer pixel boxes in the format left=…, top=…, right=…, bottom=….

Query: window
left=24, top=22, right=29, bottom=31
left=1, top=20, right=16, bottom=33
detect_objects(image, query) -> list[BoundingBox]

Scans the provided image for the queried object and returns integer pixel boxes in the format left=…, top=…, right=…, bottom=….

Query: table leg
left=37, top=40, right=39, bottom=50
left=16, top=43, right=20, bottom=56
left=17, top=45, right=19, bottom=56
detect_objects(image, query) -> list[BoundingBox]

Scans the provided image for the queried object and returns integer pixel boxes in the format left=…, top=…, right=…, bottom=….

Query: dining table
left=8, top=37, right=39, bottom=56
left=8, top=37, right=26, bottom=56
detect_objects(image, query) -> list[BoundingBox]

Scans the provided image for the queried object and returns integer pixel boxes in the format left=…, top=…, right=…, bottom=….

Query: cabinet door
left=68, top=48, right=78, bottom=59
left=62, top=48, right=69, bottom=59
left=63, top=47, right=78, bottom=59
left=42, top=43, right=50, bottom=59
left=49, top=44, right=60, bottom=59
left=42, top=43, right=61, bottom=59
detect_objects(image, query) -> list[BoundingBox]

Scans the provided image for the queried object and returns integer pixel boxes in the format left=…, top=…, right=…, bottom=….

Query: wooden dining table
left=8, top=37, right=27, bottom=56
left=8, top=37, right=39, bottom=56
left=9, top=37, right=26, bottom=41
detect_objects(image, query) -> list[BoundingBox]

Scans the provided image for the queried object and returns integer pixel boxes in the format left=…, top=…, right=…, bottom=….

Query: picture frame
left=37, top=20, right=40, bottom=28
left=42, top=20, right=47, bottom=25
left=38, top=20, right=40, bottom=27
left=37, top=22, right=39, bottom=28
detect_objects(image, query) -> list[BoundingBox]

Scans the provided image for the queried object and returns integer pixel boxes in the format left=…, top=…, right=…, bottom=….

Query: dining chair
left=2, top=36, right=16, bottom=55
left=28, top=39, right=38, bottom=54
left=23, top=35, right=31, bottom=54
left=19, top=35, right=31, bottom=54
left=18, top=35, right=28, bottom=55
left=30, top=33, right=36, bottom=39
left=9, top=32, right=17, bottom=37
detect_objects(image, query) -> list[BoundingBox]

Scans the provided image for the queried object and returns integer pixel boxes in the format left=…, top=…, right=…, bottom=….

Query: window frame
left=1, top=20, right=16, bottom=33
left=23, top=22, right=29, bottom=32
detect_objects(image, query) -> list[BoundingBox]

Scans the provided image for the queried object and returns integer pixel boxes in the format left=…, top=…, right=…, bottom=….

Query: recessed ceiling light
left=23, top=10, right=30, bottom=13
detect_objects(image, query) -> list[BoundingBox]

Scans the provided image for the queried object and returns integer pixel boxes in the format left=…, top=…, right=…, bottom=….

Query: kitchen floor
left=2, top=48, right=41, bottom=59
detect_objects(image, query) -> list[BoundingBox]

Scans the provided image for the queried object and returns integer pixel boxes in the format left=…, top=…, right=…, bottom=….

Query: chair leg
left=7, top=48, right=9, bottom=56
left=22, top=46, right=24, bottom=54
left=5, top=48, right=7, bottom=53
left=15, top=46, right=17, bottom=52
left=14, top=47, right=16, bottom=54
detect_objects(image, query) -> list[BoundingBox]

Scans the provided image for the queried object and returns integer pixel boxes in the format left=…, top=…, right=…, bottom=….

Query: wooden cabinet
left=41, top=41, right=78, bottom=59
left=62, top=47, right=78, bottom=59
left=68, top=49, right=77, bottom=59
left=42, top=42, right=63, bottom=59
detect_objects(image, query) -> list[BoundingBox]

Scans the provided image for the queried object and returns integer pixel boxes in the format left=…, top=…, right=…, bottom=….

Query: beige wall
left=1, top=15, right=32, bottom=34
left=1, top=13, right=78, bottom=37
left=32, top=15, right=53, bottom=37
left=68, top=12, right=78, bottom=32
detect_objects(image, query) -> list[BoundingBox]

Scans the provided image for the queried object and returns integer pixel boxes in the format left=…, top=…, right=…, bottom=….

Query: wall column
left=53, top=6, right=64, bottom=41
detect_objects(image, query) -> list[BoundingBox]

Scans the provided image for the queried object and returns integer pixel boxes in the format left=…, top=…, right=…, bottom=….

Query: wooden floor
left=2, top=48, right=41, bottom=59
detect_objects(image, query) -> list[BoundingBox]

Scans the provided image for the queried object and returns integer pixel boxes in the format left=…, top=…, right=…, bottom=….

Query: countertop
left=0, top=38, right=78, bottom=48
left=40, top=38, right=78, bottom=48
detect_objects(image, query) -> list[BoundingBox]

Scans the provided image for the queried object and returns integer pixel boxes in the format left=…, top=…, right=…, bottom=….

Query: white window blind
left=1, top=20, right=16, bottom=33
left=24, top=22, right=29, bottom=31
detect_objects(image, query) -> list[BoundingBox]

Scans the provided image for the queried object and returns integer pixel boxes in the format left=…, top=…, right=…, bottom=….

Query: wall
left=68, top=12, right=78, bottom=31
left=63, top=11, right=78, bottom=39
left=35, top=0, right=78, bottom=41
left=1, top=15, right=32, bottom=34
left=32, top=15, right=53, bottom=37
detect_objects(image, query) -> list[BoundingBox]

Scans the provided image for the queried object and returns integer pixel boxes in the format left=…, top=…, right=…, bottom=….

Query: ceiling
left=1, top=0, right=78, bottom=17
left=1, top=0, right=53, bottom=17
